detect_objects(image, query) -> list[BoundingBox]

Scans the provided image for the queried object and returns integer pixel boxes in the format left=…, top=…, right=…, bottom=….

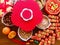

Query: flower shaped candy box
left=11, top=0, right=43, bottom=32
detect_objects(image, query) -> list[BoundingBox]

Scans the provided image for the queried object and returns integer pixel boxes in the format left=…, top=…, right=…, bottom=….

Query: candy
left=49, top=30, right=54, bottom=34
left=31, top=36, right=41, bottom=41
left=48, top=27, right=57, bottom=30
left=32, top=27, right=60, bottom=45
left=39, top=42, right=43, bottom=45
left=45, top=29, right=50, bottom=33
left=29, top=40, right=34, bottom=42
left=51, top=23, right=57, bottom=27
left=42, top=32, right=45, bottom=35
left=26, top=42, right=30, bottom=45
left=34, top=40, right=39, bottom=44
left=44, top=40, right=48, bottom=45
left=51, top=23, right=60, bottom=27
left=41, top=39, right=44, bottom=42
left=57, top=37, right=60, bottom=40
left=2, top=27, right=11, bottom=35
left=55, top=29, right=58, bottom=31
left=52, top=33, right=56, bottom=37
left=50, top=19, right=59, bottom=23
left=38, top=34, right=42, bottom=38
left=46, top=33, right=49, bottom=36
left=51, top=36, right=55, bottom=44
left=48, top=15, right=59, bottom=19
left=47, top=40, right=51, bottom=44
left=56, top=32, right=60, bottom=40
left=8, top=31, right=16, bottom=39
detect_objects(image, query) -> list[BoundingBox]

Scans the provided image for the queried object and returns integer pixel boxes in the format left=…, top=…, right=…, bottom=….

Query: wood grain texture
left=0, top=19, right=19, bottom=45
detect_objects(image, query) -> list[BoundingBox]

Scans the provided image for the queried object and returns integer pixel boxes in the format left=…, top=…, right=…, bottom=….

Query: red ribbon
left=11, top=39, right=26, bottom=45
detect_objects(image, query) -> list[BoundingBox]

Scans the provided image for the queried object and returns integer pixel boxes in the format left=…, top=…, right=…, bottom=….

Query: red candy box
left=0, top=0, right=13, bottom=17
left=11, top=0, right=43, bottom=32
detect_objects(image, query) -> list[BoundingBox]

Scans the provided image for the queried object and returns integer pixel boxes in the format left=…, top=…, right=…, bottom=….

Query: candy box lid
left=11, top=0, right=43, bottom=32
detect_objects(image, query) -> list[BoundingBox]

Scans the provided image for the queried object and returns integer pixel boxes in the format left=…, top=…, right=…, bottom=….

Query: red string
left=11, top=39, right=26, bottom=45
